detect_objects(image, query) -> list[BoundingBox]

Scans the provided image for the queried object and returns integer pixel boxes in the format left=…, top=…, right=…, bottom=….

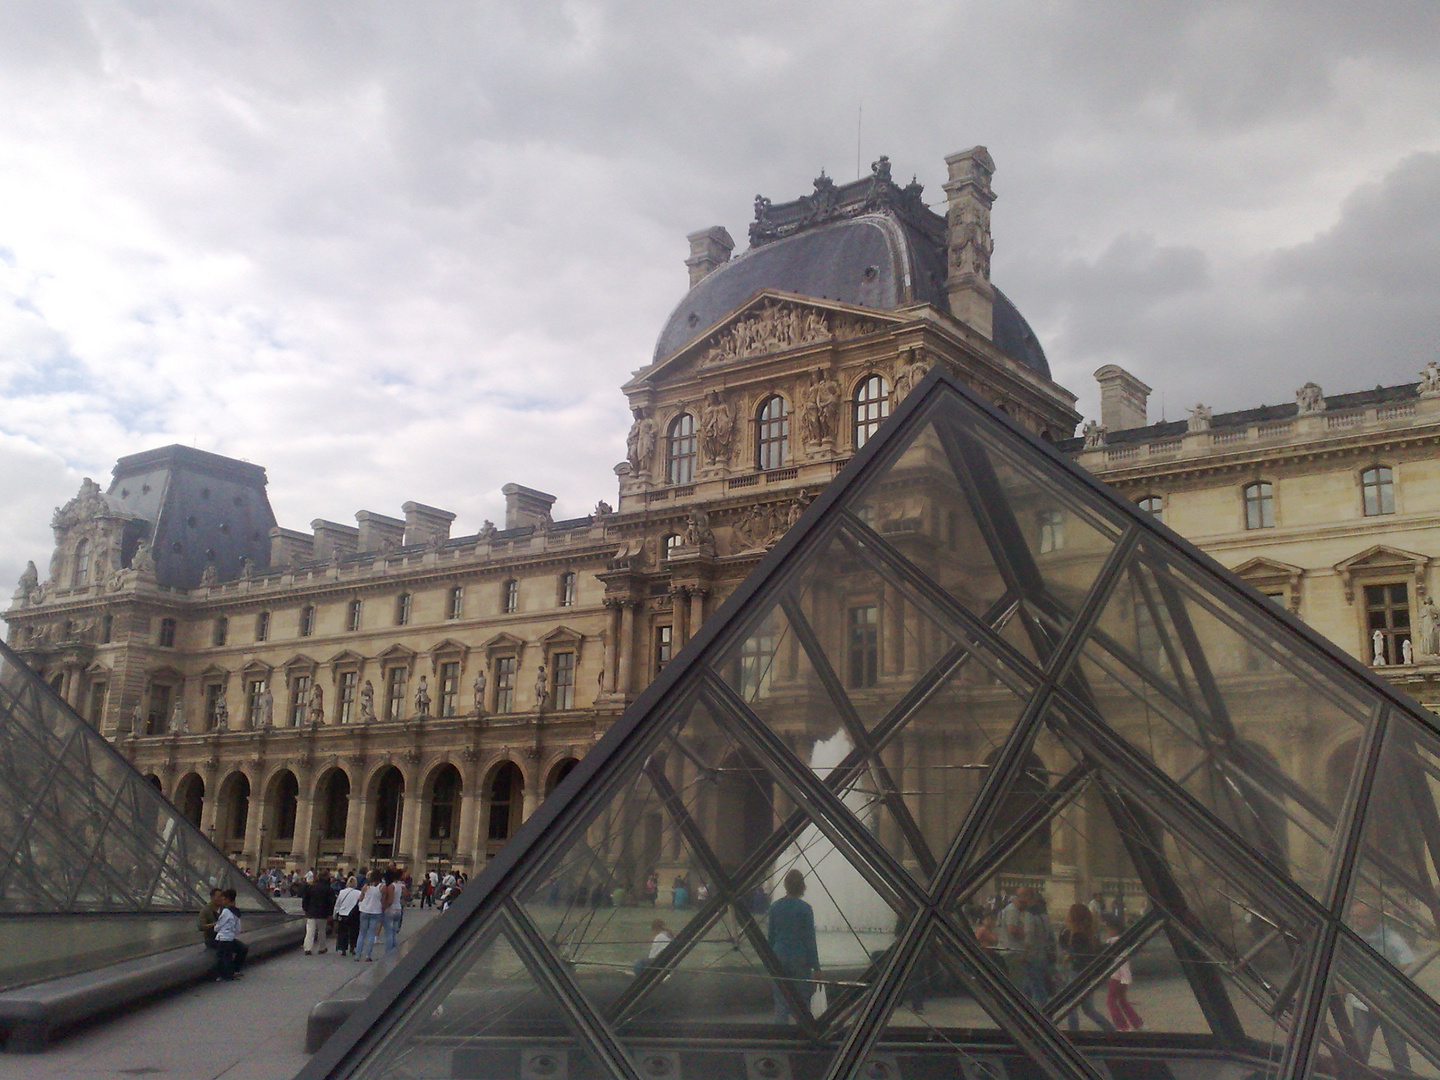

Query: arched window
left=1243, top=482, right=1274, bottom=530
left=1137, top=495, right=1164, bottom=519
left=71, top=539, right=90, bottom=588
left=756, top=395, right=789, bottom=470
left=502, top=579, right=519, bottom=614
left=487, top=762, right=524, bottom=842
left=1361, top=466, right=1395, bottom=517
left=853, top=375, right=890, bottom=449
left=663, top=534, right=682, bottom=560
left=558, top=572, right=576, bottom=607
left=429, top=765, right=462, bottom=841
left=667, top=413, right=697, bottom=485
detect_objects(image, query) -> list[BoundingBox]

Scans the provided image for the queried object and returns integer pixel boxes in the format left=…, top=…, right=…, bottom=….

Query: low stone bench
left=0, top=918, right=304, bottom=1053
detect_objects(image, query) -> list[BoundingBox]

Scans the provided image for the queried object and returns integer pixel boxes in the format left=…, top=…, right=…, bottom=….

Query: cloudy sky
left=2, top=1, right=1439, bottom=592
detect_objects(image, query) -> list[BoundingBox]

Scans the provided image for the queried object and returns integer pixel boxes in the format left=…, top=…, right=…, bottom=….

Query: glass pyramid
left=0, top=640, right=282, bottom=989
left=300, top=369, right=1440, bottom=1080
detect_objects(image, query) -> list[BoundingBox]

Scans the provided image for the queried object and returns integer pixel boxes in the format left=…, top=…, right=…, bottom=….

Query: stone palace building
left=8, top=146, right=1440, bottom=879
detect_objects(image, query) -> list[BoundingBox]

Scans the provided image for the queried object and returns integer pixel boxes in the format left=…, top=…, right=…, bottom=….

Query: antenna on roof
left=856, top=103, right=863, bottom=180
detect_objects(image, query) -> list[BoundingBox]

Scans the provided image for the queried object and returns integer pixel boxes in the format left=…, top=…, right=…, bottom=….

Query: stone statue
left=1187, top=404, right=1212, bottom=433
left=1421, top=360, right=1440, bottom=398
left=1422, top=596, right=1440, bottom=658
left=1403, top=638, right=1414, bottom=665
left=200, top=563, right=218, bottom=587
left=213, top=687, right=229, bottom=731
left=1082, top=420, right=1107, bottom=450
left=799, top=368, right=841, bottom=447
left=132, top=538, right=156, bottom=575
left=130, top=703, right=143, bottom=734
left=16, top=561, right=38, bottom=597
left=168, top=698, right=186, bottom=734
left=1295, top=382, right=1326, bottom=415
left=256, top=684, right=274, bottom=729
left=593, top=500, right=613, bottom=518
left=534, top=664, right=549, bottom=712
left=472, top=668, right=487, bottom=715
left=238, top=556, right=251, bottom=578
left=699, top=390, right=736, bottom=466
left=478, top=520, right=497, bottom=540
left=626, top=409, right=660, bottom=474
left=415, top=675, right=432, bottom=717
left=682, top=508, right=714, bottom=548
left=307, top=683, right=325, bottom=726
left=893, top=352, right=930, bottom=401
left=1373, top=629, right=1386, bottom=666
left=359, top=679, right=376, bottom=722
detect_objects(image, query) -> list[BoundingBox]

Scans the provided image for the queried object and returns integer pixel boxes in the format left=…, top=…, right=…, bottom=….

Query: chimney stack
left=942, top=147, right=997, bottom=339
left=402, top=501, right=456, bottom=548
left=502, top=484, right=557, bottom=530
left=1094, top=365, right=1152, bottom=432
left=355, top=510, right=406, bottom=552
left=311, top=519, right=359, bottom=561
left=685, top=227, right=735, bottom=288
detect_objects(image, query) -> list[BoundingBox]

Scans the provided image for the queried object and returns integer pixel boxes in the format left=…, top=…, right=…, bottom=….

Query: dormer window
left=756, top=395, right=789, bottom=471
left=667, top=413, right=697, bottom=485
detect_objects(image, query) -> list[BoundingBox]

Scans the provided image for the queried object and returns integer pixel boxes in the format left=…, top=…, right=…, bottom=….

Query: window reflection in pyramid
left=303, top=371, right=1440, bottom=1080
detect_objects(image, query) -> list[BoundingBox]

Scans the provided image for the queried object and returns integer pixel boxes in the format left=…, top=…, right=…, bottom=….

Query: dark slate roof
left=652, top=160, right=1051, bottom=378
left=108, top=445, right=276, bottom=589
left=1056, top=382, right=1421, bottom=452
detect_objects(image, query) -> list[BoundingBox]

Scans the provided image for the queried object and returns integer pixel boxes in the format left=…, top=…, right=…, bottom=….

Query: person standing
left=382, top=870, right=407, bottom=955
left=333, top=875, right=363, bottom=956
left=999, top=887, right=1049, bottom=1006
left=1102, top=916, right=1143, bottom=1031
left=301, top=870, right=335, bottom=955
left=768, top=869, right=821, bottom=1024
left=213, top=889, right=244, bottom=981
left=1058, top=905, right=1114, bottom=1032
left=356, top=871, right=386, bottom=961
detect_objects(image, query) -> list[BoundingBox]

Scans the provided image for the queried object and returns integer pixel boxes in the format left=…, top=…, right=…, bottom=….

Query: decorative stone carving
left=256, top=683, right=274, bottom=729
left=625, top=409, right=660, bottom=474
left=1373, top=629, right=1386, bottom=666
left=1420, top=596, right=1440, bottom=658
left=15, top=561, right=39, bottom=602
left=699, top=390, right=736, bottom=466
left=478, top=520, right=497, bottom=540
left=593, top=500, right=613, bottom=519
left=213, top=687, right=229, bottom=731
left=168, top=698, right=187, bottom=734
left=682, top=508, right=715, bottom=549
left=51, top=478, right=109, bottom=532
left=415, top=675, right=432, bottom=718
left=749, top=156, right=931, bottom=247
left=733, top=497, right=809, bottom=551
left=950, top=202, right=993, bottom=281
left=472, top=668, right=487, bottom=716
left=1187, top=404, right=1212, bottom=433
left=132, top=538, right=156, bottom=575
left=1403, top=638, right=1414, bottom=664
left=799, top=368, right=842, bottom=449
left=1421, top=360, right=1440, bottom=398
left=893, top=351, right=931, bottom=402
left=200, top=563, right=218, bottom=587
left=358, top=679, right=375, bottom=722
left=1295, top=382, right=1326, bottom=415
left=1082, top=420, right=1107, bottom=450
left=534, top=664, right=549, bottom=712
left=307, top=682, right=325, bottom=726
left=697, top=301, right=878, bottom=368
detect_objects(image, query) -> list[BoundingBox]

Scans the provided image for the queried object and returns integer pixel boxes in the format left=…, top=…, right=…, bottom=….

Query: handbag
left=810, top=983, right=828, bottom=1017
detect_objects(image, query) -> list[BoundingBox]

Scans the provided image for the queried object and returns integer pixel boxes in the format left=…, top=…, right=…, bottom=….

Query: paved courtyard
left=0, top=909, right=441, bottom=1080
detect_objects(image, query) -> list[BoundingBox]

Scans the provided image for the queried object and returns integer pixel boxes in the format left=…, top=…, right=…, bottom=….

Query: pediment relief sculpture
left=697, top=301, right=882, bottom=368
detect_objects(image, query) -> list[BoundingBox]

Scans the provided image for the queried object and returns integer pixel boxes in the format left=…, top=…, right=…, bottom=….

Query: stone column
left=617, top=601, right=638, bottom=697
left=397, top=776, right=426, bottom=870
left=291, top=778, right=318, bottom=868
left=673, top=586, right=691, bottom=646
left=689, top=589, right=707, bottom=643
left=456, top=760, right=484, bottom=871
left=602, top=599, right=622, bottom=694
left=521, top=760, right=541, bottom=822
left=341, top=780, right=367, bottom=868
left=243, top=783, right=266, bottom=868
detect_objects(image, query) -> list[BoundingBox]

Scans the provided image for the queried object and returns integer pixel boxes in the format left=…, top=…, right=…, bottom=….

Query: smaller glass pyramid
left=0, top=641, right=282, bottom=989
left=300, top=370, right=1440, bottom=1080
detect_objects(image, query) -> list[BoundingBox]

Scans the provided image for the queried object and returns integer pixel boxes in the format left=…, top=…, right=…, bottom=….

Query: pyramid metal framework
left=302, top=369, right=1440, bottom=1080
left=0, top=640, right=281, bottom=990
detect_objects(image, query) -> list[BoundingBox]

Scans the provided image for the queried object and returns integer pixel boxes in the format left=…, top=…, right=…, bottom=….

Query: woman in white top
left=382, top=872, right=407, bottom=955
left=356, top=871, right=387, bottom=961
left=333, top=876, right=363, bottom=956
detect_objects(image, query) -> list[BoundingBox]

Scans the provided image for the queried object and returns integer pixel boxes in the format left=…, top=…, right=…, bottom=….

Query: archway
left=174, top=773, right=205, bottom=828
left=215, top=772, right=250, bottom=855
left=545, top=757, right=580, bottom=796
left=485, top=762, right=525, bottom=857
left=314, top=768, right=351, bottom=864
left=983, top=750, right=1051, bottom=875
left=370, top=766, right=405, bottom=863
left=265, top=770, right=299, bottom=860
left=712, top=747, right=774, bottom=874
left=144, top=774, right=163, bottom=791
left=426, top=764, right=462, bottom=868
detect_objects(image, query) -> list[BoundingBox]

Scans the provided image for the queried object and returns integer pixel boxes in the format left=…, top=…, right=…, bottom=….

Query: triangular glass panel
left=1308, top=936, right=1440, bottom=1080
left=1343, top=711, right=1440, bottom=1015
left=1074, top=542, right=1377, bottom=900
left=878, top=920, right=1008, bottom=1037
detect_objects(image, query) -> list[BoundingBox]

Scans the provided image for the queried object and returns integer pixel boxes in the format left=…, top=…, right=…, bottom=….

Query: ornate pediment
left=695, top=298, right=886, bottom=369
left=1230, top=557, right=1305, bottom=614
left=1334, top=545, right=1431, bottom=603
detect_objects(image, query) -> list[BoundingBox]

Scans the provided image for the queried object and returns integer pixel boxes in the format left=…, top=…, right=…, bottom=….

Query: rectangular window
left=1362, top=467, right=1396, bottom=517
left=438, top=661, right=460, bottom=717
left=655, top=626, right=673, bottom=674
left=299, top=606, right=315, bottom=637
left=1244, top=482, right=1275, bottom=529
left=100, top=614, right=113, bottom=644
left=147, top=684, right=172, bottom=735
left=1365, top=583, right=1411, bottom=666
left=289, top=676, right=312, bottom=726
left=395, top=593, right=412, bottom=626
left=337, top=671, right=358, bottom=723
left=346, top=599, right=362, bottom=632
left=385, top=667, right=408, bottom=721
left=246, top=679, right=266, bottom=726
left=204, top=683, right=225, bottom=729
left=552, top=652, right=575, bottom=710
left=736, top=616, right=777, bottom=700
left=255, top=610, right=270, bottom=642
left=1038, top=510, right=1065, bottom=554
left=87, top=682, right=107, bottom=725
left=447, top=586, right=464, bottom=619
left=158, top=618, right=177, bottom=647
left=493, top=656, right=516, bottom=713
left=847, top=605, right=879, bottom=688
left=559, top=573, right=576, bottom=607
left=503, top=580, right=519, bottom=614
left=212, top=617, right=228, bottom=647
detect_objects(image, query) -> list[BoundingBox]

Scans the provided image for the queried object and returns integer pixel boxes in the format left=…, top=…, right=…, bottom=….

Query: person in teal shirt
left=768, top=869, right=821, bottom=1024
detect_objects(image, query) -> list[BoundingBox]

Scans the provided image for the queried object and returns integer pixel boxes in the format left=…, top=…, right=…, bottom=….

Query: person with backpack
left=355, top=871, right=386, bottom=961
left=301, top=870, right=335, bottom=954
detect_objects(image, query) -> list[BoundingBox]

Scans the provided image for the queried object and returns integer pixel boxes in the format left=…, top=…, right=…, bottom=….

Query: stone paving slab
left=0, top=909, right=440, bottom=1080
